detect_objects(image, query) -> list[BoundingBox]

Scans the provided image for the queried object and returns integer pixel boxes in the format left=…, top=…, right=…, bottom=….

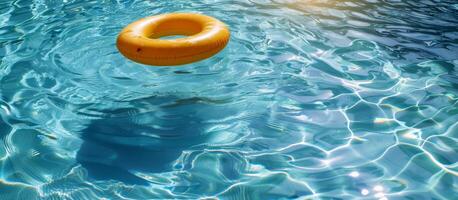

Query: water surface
left=0, top=0, right=457, bottom=199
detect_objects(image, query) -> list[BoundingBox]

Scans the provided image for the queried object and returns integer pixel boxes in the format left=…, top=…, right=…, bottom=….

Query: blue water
left=1, top=0, right=458, bottom=199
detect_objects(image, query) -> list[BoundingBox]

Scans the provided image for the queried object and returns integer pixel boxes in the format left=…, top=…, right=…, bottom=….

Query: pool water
left=1, top=0, right=458, bottom=199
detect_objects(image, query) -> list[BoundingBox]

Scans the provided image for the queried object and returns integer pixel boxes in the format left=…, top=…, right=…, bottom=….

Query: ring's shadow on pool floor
left=76, top=95, right=235, bottom=185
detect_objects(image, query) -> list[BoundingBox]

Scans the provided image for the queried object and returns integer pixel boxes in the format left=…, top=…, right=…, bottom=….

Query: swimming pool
left=1, top=0, right=457, bottom=199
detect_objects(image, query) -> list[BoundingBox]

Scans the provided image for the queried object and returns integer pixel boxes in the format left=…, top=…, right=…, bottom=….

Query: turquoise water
left=1, top=0, right=458, bottom=199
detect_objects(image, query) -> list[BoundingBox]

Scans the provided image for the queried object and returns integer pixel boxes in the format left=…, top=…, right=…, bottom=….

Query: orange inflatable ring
left=116, top=13, right=230, bottom=66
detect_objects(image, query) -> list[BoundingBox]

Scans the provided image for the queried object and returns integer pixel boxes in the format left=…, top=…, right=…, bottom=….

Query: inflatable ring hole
left=159, top=35, right=188, bottom=40
left=147, top=18, right=204, bottom=39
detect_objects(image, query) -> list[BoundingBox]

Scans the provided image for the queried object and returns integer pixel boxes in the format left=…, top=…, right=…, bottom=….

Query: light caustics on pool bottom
left=0, top=0, right=457, bottom=199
